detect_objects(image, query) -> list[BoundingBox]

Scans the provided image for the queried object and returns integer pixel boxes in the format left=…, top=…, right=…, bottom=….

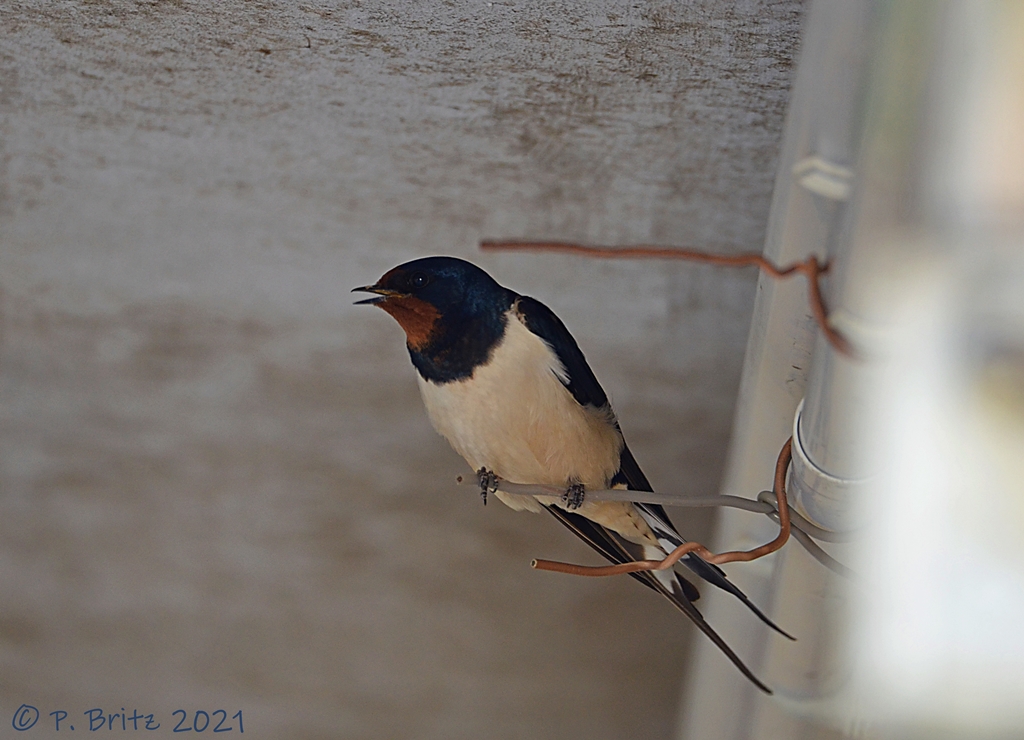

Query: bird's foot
left=562, top=481, right=586, bottom=510
left=476, top=468, right=499, bottom=506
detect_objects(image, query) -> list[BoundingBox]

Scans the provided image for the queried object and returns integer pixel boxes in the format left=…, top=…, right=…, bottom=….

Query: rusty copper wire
left=531, top=438, right=793, bottom=577
left=479, top=240, right=856, bottom=358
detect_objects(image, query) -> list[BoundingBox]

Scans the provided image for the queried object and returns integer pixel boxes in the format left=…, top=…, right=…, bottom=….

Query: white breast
left=417, top=310, right=624, bottom=493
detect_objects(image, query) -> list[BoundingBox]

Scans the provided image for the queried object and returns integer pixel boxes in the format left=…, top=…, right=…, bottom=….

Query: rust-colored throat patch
left=377, top=295, right=441, bottom=350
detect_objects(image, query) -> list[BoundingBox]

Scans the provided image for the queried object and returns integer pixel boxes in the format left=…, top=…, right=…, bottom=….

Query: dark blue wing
left=514, top=295, right=609, bottom=410
left=516, top=292, right=792, bottom=639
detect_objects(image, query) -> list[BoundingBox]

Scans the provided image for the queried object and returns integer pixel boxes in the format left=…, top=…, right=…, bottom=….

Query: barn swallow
left=355, top=256, right=788, bottom=693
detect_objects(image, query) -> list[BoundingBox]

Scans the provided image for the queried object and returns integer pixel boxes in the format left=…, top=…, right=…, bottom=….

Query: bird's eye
left=410, top=272, right=429, bottom=289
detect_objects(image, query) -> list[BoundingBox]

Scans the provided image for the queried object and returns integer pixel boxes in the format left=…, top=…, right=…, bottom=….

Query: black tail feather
left=680, top=553, right=796, bottom=641
left=657, top=577, right=773, bottom=694
left=545, top=505, right=661, bottom=596
left=542, top=505, right=771, bottom=693
left=618, top=442, right=795, bottom=641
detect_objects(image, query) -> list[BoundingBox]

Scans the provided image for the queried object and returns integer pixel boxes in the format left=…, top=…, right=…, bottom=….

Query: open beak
left=351, top=284, right=403, bottom=305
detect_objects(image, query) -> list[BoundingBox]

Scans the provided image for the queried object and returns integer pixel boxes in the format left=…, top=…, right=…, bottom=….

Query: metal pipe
left=678, top=2, right=877, bottom=738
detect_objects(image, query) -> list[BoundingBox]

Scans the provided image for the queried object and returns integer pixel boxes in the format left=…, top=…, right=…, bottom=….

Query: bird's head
left=353, top=256, right=511, bottom=351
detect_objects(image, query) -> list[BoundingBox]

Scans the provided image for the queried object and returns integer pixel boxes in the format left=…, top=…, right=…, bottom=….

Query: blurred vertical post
left=678, top=1, right=1024, bottom=739
left=851, top=1, right=1024, bottom=736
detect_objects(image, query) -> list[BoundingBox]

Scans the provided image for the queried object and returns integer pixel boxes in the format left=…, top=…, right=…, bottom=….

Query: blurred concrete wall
left=0, top=2, right=803, bottom=738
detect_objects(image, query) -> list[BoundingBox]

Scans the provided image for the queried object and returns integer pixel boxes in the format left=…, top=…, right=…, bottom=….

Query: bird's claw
left=562, top=481, right=585, bottom=510
left=477, top=467, right=499, bottom=506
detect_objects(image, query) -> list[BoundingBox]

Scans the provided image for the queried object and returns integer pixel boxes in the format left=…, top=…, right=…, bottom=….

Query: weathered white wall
left=0, top=2, right=803, bottom=737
